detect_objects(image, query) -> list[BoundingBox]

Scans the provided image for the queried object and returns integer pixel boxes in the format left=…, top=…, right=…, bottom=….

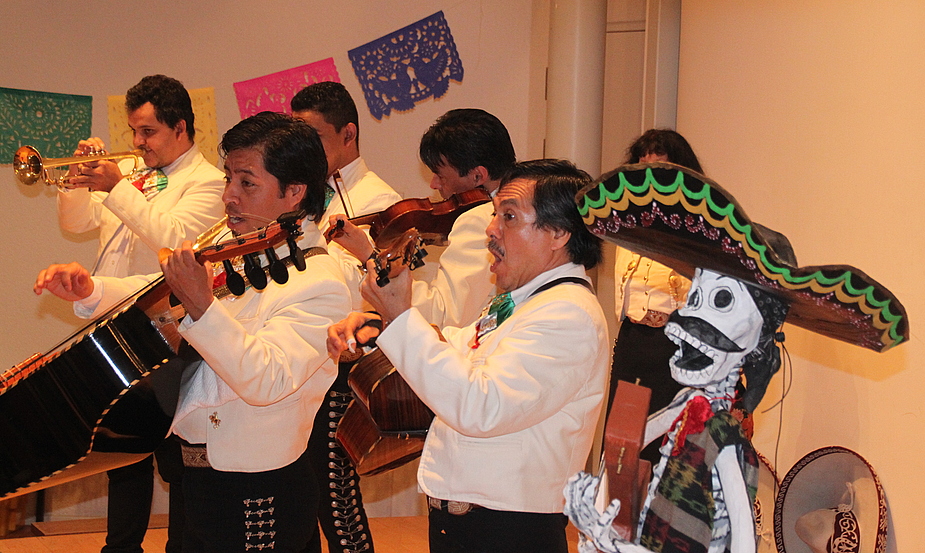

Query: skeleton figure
left=566, top=268, right=788, bottom=553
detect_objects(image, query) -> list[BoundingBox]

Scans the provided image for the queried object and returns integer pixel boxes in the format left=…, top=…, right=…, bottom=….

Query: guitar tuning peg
left=243, top=253, right=268, bottom=290
left=411, top=247, right=428, bottom=270
left=287, top=235, right=306, bottom=272
left=222, top=259, right=247, bottom=296
left=371, top=251, right=390, bottom=287
left=265, top=247, right=289, bottom=285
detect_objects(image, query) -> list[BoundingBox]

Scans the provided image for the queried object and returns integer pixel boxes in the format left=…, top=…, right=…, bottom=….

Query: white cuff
left=73, top=277, right=104, bottom=319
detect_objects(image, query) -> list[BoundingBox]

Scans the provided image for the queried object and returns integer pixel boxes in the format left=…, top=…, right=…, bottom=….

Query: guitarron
left=0, top=213, right=305, bottom=498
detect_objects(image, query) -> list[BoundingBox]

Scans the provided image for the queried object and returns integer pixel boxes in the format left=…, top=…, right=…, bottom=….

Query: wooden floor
left=0, top=516, right=581, bottom=552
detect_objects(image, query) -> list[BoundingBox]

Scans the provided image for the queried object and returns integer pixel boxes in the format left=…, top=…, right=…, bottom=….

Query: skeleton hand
left=565, top=472, right=656, bottom=553
left=564, top=472, right=625, bottom=553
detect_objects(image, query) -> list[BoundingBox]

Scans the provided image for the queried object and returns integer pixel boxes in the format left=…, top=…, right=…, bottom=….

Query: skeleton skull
left=664, top=269, right=764, bottom=388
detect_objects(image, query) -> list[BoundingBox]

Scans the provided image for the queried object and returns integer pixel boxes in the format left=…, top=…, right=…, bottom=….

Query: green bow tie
left=131, top=167, right=167, bottom=199
left=323, top=186, right=336, bottom=209
left=488, top=291, right=514, bottom=324
left=474, top=292, right=514, bottom=347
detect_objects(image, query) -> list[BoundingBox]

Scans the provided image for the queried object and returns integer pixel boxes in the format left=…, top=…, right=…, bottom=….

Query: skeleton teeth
left=666, top=323, right=715, bottom=374
left=666, top=325, right=717, bottom=359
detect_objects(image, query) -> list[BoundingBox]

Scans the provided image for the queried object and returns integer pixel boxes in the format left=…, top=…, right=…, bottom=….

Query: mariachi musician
left=59, top=74, right=225, bottom=553
left=329, top=160, right=610, bottom=553
left=290, top=81, right=401, bottom=553
left=314, top=107, right=510, bottom=553
left=330, top=108, right=515, bottom=329
left=35, top=112, right=351, bottom=553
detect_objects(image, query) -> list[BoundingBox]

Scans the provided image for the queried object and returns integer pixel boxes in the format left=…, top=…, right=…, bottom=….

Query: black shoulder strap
left=528, top=276, right=593, bottom=299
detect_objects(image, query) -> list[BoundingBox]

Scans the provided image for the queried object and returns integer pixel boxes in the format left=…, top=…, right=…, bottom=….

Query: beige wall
left=678, top=1, right=922, bottom=550
left=0, top=0, right=546, bottom=520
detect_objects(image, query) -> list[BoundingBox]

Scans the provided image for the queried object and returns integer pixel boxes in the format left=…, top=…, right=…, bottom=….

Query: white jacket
left=57, top=145, right=225, bottom=277
left=379, top=262, right=609, bottom=513
left=78, top=223, right=350, bottom=472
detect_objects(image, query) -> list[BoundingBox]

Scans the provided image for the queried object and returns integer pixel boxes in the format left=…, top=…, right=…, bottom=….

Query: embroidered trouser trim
left=305, top=361, right=374, bottom=553
left=182, top=446, right=317, bottom=553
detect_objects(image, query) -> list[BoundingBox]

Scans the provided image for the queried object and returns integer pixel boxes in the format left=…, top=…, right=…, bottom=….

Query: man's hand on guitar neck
left=357, top=229, right=424, bottom=324
left=34, top=262, right=94, bottom=302
left=160, top=241, right=215, bottom=322
left=360, top=259, right=412, bottom=324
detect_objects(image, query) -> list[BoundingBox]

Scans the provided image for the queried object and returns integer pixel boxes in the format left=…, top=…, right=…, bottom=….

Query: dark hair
left=499, top=159, right=602, bottom=269
left=739, top=224, right=796, bottom=413
left=625, top=128, right=703, bottom=173
left=740, top=285, right=790, bottom=413
left=219, top=112, right=328, bottom=223
left=125, top=75, right=196, bottom=141
left=290, top=81, right=360, bottom=142
left=419, top=108, right=516, bottom=180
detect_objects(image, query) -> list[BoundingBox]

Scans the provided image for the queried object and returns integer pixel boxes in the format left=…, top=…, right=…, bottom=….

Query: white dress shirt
left=318, top=156, right=402, bottom=310
left=614, top=246, right=690, bottom=324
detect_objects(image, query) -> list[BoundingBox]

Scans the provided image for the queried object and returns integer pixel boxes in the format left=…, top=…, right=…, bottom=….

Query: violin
left=327, top=187, right=491, bottom=247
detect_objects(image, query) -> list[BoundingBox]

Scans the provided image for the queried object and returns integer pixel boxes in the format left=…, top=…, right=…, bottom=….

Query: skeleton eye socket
left=688, top=287, right=702, bottom=309
left=710, top=287, right=735, bottom=312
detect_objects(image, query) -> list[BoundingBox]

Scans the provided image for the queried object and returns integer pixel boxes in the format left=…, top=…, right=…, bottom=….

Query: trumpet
left=13, top=145, right=144, bottom=188
left=192, top=215, right=230, bottom=251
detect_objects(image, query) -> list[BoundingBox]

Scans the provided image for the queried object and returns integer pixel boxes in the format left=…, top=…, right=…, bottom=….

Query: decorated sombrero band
left=576, top=162, right=908, bottom=352
left=773, top=446, right=887, bottom=553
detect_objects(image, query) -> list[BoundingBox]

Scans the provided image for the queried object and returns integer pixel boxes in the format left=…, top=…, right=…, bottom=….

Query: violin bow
left=332, top=170, right=356, bottom=219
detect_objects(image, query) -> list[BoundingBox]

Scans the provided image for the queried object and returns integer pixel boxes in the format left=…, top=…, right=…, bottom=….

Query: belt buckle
left=635, top=310, right=669, bottom=328
left=428, top=496, right=476, bottom=515
left=181, top=443, right=211, bottom=468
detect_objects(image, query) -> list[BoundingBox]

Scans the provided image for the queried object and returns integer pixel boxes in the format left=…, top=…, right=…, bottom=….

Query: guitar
left=336, top=347, right=435, bottom=476
left=334, top=229, right=435, bottom=476
left=0, top=213, right=306, bottom=499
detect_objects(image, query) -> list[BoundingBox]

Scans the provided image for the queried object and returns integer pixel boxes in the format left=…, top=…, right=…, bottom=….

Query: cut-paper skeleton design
left=565, top=162, right=908, bottom=553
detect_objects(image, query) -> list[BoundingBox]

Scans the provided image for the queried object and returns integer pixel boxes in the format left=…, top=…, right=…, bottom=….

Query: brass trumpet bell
left=13, top=146, right=44, bottom=185
left=13, top=145, right=144, bottom=188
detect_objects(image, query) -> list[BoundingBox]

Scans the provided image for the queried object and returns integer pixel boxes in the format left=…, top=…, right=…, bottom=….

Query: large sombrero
left=576, top=162, right=908, bottom=352
left=774, top=446, right=887, bottom=553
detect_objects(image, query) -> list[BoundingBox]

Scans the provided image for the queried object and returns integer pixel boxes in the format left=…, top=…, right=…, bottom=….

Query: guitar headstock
left=371, top=229, right=427, bottom=287
left=196, top=210, right=307, bottom=295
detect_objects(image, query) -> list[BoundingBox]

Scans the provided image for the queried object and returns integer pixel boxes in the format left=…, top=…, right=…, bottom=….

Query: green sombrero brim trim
left=577, top=163, right=908, bottom=352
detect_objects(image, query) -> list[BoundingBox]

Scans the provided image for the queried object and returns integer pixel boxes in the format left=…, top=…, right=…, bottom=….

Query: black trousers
left=155, top=435, right=186, bottom=553
left=102, top=457, right=153, bottom=553
left=302, top=360, right=374, bottom=553
left=102, top=436, right=185, bottom=553
left=182, top=445, right=318, bottom=553
left=428, top=506, right=568, bottom=553
left=609, top=319, right=683, bottom=465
